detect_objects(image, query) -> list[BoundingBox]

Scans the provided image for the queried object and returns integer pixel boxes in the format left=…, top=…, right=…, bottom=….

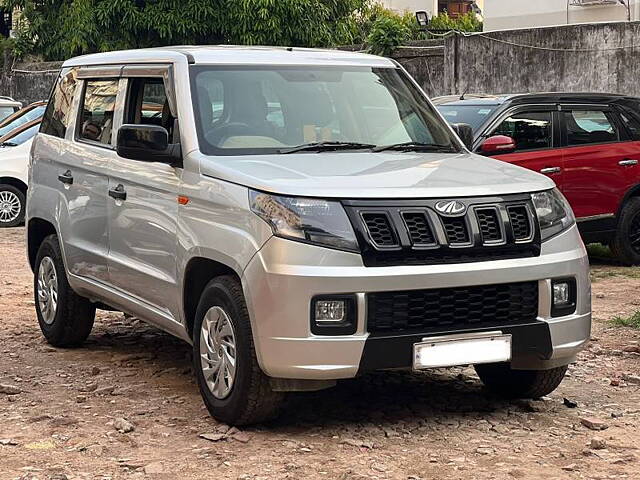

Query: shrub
left=366, top=13, right=410, bottom=56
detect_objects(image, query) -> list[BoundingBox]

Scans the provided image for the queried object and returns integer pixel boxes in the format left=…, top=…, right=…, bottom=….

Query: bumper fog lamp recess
left=553, top=282, right=570, bottom=306
left=315, top=300, right=346, bottom=323
left=551, top=278, right=577, bottom=317
left=311, top=296, right=357, bottom=335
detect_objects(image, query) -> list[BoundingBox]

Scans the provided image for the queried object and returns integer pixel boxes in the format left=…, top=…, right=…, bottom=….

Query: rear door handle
left=108, top=184, right=127, bottom=201
left=619, top=159, right=638, bottom=167
left=540, top=167, right=561, bottom=174
left=57, top=170, right=73, bottom=185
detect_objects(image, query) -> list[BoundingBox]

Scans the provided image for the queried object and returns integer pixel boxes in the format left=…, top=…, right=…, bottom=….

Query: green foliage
left=5, top=0, right=482, bottom=61
left=428, top=11, right=483, bottom=33
left=5, top=0, right=371, bottom=60
left=366, top=11, right=410, bottom=56
left=612, top=310, right=640, bottom=329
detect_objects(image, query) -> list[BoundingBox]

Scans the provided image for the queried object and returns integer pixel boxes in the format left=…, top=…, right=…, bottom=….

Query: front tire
left=611, top=197, right=640, bottom=265
left=0, top=184, right=25, bottom=228
left=475, top=363, right=568, bottom=398
left=34, top=235, right=96, bottom=347
left=192, top=275, right=284, bottom=425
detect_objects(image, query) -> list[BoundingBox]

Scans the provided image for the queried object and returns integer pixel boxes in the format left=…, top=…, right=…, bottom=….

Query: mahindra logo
left=435, top=200, right=466, bottom=216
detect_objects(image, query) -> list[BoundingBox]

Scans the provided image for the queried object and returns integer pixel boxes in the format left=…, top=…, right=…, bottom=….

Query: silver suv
left=27, top=46, right=591, bottom=425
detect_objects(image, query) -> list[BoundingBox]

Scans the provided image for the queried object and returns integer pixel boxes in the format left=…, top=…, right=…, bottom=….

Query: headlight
left=249, top=190, right=359, bottom=253
left=531, top=188, right=575, bottom=241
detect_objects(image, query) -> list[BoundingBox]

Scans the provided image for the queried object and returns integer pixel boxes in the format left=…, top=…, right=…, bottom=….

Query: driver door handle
left=540, top=167, right=561, bottom=174
left=57, top=170, right=74, bottom=185
left=108, top=184, right=127, bottom=201
left=619, top=159, right=638, bottom=167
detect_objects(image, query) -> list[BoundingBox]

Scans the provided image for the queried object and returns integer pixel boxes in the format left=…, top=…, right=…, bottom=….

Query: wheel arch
left=182, top=256, right=241, bottom=340
left=617, top=183, right=640, bottom=218
left=27, top=217, right=57, bottom=272
left=0, top=177, right=28, bottom=194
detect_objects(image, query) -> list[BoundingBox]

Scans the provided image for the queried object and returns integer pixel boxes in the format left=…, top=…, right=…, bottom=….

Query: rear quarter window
left=40, top=67, right=78, bottom=138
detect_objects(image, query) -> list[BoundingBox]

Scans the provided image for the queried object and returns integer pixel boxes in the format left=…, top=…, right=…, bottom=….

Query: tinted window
left=191, top=66, right=458, bottom=155
left=564, top=110, right=618, bottom=146
left=125, top=78, right=175, bottom=139
left=437, top=104, right=498, bottom=131
left=620, top=111, right=640, bottom=141
left=492, top=111, right=552, bottom=152
left=78, top=80, right=118, bottom=146
left=41, top=67, right=78, bottom=138
left=1, top=105, right=46, bottom=137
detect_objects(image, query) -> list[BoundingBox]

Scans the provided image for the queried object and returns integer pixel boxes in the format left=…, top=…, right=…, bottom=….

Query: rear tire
left=475, top=363, right=568, bottom=399
left=0, top=184, right=25, bottom=228
left=192, top=275, right=284, bottom=425
left=34, top=235, right=96, bottom=347
left=611, top=197, right=640, bottom=265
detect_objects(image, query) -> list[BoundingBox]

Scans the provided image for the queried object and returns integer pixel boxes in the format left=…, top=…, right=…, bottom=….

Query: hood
left=198, top=151, right=555, bottom=199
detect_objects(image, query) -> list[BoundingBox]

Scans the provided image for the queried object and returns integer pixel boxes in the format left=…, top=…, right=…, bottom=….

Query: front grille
left=402, top=212, right=436, bottom=246
left=343, top=195, right=540, bottom=267
left=508, top=206, right=533, bottom=241
left=367, top=281, right=539, bottom=335
left=361, top=213, right=398, bottom=248
left=442, top=217, right=470, bottom=244
left=476, top=207, right=503, bottom=243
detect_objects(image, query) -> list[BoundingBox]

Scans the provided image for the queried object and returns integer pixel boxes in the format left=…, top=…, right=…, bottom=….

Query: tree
left=6, top=0, right=371, bottom=60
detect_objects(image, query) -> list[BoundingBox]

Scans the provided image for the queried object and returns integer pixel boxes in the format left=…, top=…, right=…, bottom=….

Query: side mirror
left=480, top=135, right=516, bottom=155
left=116, top=124, right=182, bottom=166
left=451, top=123, right=474, bottom=150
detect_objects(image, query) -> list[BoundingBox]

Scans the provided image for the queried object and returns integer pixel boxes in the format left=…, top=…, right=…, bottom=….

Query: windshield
left=0, top=105, right=46, bottom=137
left=3, top=123, right=39, bottom=146
left=437, top=104, right=499, bottom=132
left=190, top=66, right=458, bottom=155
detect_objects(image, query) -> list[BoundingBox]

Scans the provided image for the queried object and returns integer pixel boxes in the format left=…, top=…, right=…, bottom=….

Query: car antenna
left=460, top=89, right=468, bottom=100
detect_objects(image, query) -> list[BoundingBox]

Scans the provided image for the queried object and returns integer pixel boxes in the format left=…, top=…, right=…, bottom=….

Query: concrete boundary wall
left=442, top=22, right=640, bottom=97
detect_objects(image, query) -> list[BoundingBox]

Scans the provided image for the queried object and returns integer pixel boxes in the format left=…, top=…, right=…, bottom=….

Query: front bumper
left=242, top=225, right=591, bottom=380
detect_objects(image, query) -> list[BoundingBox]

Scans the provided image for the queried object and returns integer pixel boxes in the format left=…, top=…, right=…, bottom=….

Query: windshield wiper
left=372, top=142, right=457, bottom=153
left=279, top=141, right=376, bottom=154
left=0, top=141, right=17, bottom=147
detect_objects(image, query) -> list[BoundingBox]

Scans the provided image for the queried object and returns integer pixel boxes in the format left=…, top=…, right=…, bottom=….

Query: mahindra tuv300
left=27, top=46, right=591, bottom=425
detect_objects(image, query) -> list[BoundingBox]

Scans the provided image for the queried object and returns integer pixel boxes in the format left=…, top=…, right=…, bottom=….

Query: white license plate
left=413, top=331, right=512, bottom=369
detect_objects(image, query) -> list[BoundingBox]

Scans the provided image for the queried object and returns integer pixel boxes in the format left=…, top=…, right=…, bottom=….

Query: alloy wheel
left=37, top=256, right=58, bottom=325
left=0, top=190, right=21, bottom=224
left=200, top=306, right=237, bottom=399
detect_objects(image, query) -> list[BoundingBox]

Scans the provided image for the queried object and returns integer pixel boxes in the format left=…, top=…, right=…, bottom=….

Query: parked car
left=0, top=96, right=23, bottom=122
left=0, top=119, right=41, bottom=227
left=0, top=101, right=47, bottom=137
left=28, top=48, right=591, bottom=425
left=435, top=93, right=640, bottom=264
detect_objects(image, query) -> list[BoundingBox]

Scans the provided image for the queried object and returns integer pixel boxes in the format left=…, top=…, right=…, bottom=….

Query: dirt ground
left=0, top=227, right=639, bottom=480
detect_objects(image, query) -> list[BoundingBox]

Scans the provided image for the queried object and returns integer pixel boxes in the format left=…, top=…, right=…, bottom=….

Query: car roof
left=434, top=92, right=640, bottom=107
left=0, top=96, right=21, bottom=107
left=62, top=45, right=396, bottom=68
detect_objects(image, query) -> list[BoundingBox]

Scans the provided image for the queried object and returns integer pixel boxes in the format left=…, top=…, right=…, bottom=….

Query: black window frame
left=75, top=77, right=120, bottom=150
left=477, top=105, right=558, bottom=155
left=615, top=105, right=640, bottom=142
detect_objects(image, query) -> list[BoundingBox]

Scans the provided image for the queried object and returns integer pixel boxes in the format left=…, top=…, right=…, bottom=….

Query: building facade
left=382, top=0, right=484, bottom=18
left=484, top=0, right=639, bottom=31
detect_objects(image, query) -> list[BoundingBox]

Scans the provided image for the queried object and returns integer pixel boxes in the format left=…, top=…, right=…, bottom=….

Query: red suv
left=436, top=93, right=640, bottom=264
